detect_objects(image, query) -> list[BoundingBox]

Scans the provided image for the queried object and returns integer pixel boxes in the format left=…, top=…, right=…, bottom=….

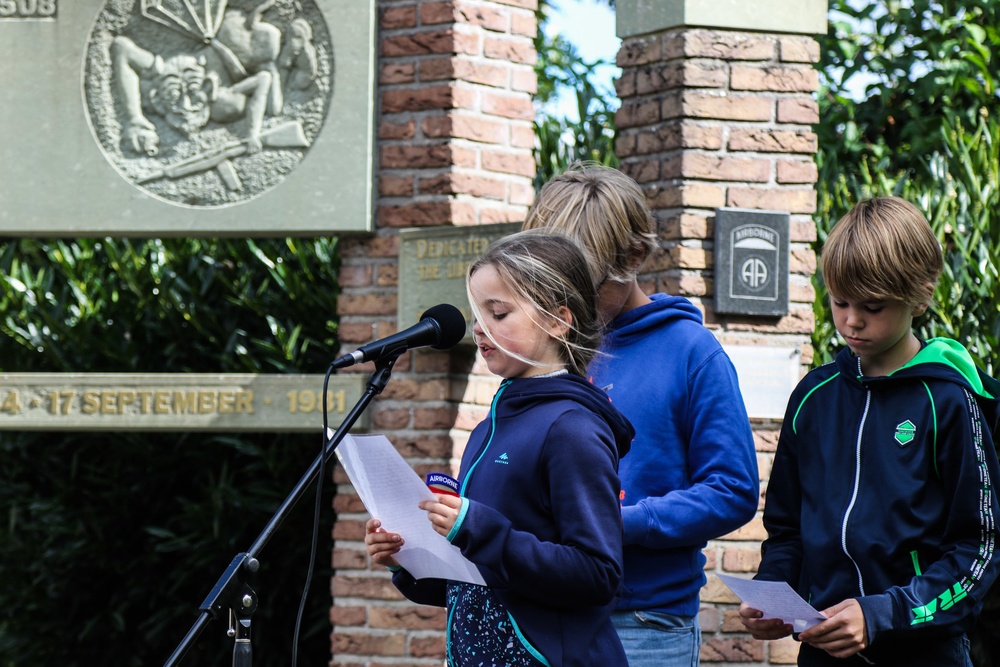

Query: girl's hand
left=420, top=493, right=463, bottom=538
left=364, top=518, right=402, bottom=569
left=739, top=602, right=794, bottom=641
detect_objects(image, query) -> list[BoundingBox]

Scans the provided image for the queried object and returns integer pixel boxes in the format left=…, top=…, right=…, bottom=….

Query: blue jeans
left=612, top=610, right=701, bottom=667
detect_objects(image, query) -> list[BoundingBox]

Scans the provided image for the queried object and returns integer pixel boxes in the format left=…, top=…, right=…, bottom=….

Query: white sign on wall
left=723, top=344, right=802, bottom=420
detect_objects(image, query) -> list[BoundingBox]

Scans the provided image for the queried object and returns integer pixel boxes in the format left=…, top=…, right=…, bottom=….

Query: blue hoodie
left=587, top=293, right=760, bottom=616
left=391, top=373, right=634, bottom=667
left=758, top=339, right=1000, bottom=665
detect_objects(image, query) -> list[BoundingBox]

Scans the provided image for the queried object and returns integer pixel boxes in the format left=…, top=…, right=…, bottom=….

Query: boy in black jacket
left=740, top=197, right=1000, bottom=666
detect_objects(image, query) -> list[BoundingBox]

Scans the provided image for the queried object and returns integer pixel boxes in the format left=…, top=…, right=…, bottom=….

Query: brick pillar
left=615, top=2, right=826, bottom=665
left=331, top=1, right=537, bottom=664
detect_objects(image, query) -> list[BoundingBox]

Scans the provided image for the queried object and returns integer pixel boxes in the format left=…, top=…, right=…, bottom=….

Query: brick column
left=331, top=1, right=536, bottom=664
left=615, top=2, right=826, bottom=665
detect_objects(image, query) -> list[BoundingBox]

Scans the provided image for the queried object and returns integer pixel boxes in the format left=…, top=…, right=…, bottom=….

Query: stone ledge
left=618, top=0, right=828, bottom=39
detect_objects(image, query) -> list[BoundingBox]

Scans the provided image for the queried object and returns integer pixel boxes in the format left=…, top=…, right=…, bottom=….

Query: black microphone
left=332, top=303, right=467, bottom=370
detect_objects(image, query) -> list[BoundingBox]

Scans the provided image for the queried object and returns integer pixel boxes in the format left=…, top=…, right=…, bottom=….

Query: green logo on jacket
left=911, top=582, right=969, bottom=625
left=894, top=420, right=916, bottom=446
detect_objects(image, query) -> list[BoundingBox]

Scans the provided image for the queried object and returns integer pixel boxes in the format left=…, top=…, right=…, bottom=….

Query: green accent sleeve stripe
left=445, top=497, right=470, bottom=543
left=793, top=372, right=840, bottom=435
left=910, top=550, right=923, bottom=576
left=922, top=381, right=940, bottom=479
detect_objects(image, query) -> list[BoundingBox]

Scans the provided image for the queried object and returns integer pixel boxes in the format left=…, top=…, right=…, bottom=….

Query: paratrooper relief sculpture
left=84, top=0, right=331, bottom=207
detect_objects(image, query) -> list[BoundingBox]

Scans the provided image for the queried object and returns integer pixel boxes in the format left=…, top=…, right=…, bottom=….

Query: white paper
left=334, top=432, right=486, bottom=585
left=717, top=573, right=826, bottom=632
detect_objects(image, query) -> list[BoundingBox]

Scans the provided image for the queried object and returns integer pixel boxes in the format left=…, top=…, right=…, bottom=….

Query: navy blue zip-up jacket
left=758, top=338, right=1000, bottom=664
left=391, top=374, right=634, bottom=667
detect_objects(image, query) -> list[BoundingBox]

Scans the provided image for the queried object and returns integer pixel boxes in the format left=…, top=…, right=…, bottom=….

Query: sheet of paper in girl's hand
left=334, top=432, right=486, bottom=586
left=717, top=573, right=826, bottom=632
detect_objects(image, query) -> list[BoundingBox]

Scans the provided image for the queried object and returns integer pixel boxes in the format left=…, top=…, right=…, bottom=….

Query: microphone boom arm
left=163, top=353, right=403, bottom=666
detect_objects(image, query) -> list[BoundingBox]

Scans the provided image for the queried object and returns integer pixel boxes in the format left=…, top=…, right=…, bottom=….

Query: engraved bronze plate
left=398, top=223, right=521, bottom=336
left=0, top=373, right=368, bottom=431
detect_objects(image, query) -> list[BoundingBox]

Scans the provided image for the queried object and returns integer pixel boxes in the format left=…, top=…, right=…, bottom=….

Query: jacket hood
left=500, top=375, right=634, bottom=458
left=836, top=337, right=1000, bottom=439
left=836, top=337, right=998, bottom=399
left=902, top=337, right=999, bottom=398
left=605, top=293, right=703, bottom=344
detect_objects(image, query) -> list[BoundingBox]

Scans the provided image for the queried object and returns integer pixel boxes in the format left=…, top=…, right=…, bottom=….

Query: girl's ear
left=545, top=306, right=572, bottom=339
left=911, top=301, right=929, bottom=317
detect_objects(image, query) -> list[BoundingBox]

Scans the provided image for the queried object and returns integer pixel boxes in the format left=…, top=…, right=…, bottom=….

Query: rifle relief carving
left=84, top=0, right=331, bottom=207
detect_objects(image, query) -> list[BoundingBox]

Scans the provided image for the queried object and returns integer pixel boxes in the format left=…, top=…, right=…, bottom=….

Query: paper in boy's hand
left=334, top=432, right=486, bottom=586
left=717, top=573, right=826, bottom=632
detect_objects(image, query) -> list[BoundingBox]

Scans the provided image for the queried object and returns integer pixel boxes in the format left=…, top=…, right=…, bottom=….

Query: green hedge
left=532, top=2, right=618, bottom=188
left=813, top=115, right=1000, bottom=373
left=0, top=238, right=341, bottom=666
left=814, top=1, right=1000, bottom=372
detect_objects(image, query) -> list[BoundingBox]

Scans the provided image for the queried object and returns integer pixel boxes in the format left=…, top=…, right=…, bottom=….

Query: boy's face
left=829, top=294, right=928, bottom=376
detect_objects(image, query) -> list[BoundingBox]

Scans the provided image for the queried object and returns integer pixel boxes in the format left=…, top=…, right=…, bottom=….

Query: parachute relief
left=84, top=0, right=333, bottom=207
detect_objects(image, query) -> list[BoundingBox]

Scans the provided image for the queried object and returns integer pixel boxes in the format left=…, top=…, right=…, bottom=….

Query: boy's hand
left=364, top=518, right=402, bottom=569
left=420, top=493, right=463, bottom=537
left=739, top=602, right=794, bottom=640
left=798, top=599, right=868, bottom=658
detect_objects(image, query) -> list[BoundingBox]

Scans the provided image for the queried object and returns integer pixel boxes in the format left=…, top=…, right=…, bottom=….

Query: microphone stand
left=163, top=354, right=402, bottom=667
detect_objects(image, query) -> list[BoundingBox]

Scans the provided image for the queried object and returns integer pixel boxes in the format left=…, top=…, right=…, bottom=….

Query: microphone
left=332, top=303, right=467, bottom=370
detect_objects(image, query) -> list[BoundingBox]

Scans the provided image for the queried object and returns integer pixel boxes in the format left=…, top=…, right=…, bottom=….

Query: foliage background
left=0, top=239, right=340, bottom=666
left=814, top=0, right=1000, bottom=371
left=532, top=1, right=619, bottom=189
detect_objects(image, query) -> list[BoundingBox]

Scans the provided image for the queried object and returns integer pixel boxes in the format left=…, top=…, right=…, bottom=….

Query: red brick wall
left=330, top=1, right=536, bottom=664
left=616, top=28, right=820, bottom=666
left=331, top=9, right=821, bottom=666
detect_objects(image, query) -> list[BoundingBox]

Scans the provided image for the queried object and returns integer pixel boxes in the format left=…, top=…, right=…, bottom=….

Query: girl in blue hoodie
left=365, top=231, right=634, bottom=667
left=522, top=163, right=760, bottom=667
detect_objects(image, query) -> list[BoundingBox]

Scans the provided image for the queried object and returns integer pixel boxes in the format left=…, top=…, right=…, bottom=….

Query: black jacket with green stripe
left=757, top=337, right=1000, bottom=654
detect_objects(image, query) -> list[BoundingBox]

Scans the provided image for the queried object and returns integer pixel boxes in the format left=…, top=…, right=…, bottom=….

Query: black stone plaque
left=714, top=208, right=789, bottom=316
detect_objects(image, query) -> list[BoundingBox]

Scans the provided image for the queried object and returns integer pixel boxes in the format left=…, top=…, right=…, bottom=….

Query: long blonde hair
left=522, top=162, right=657, bottom=287
left=467, top=230, right=600, bottom=377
